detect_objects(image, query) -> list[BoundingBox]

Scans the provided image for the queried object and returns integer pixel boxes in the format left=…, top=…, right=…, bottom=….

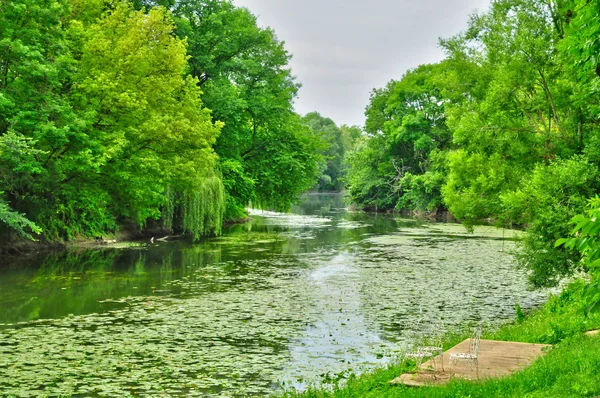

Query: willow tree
left=72, top=3, right=224, bottom=239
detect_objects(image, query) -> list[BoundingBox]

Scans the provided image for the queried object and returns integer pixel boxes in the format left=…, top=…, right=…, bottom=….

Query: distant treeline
left=343, top=0, right=600, bottom=287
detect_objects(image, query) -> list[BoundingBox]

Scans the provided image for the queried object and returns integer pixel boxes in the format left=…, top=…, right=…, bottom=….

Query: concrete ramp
left=390, top=339, right=551, bottom=387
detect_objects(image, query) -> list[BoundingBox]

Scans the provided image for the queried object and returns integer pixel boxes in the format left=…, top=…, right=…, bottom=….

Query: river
left=0, top=193, right=551, bottom=397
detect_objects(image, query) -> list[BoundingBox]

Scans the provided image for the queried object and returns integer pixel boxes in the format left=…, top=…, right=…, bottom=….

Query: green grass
left=486, top=282, right=600, bottom=345
left=283, top=281, right=600, bottom=398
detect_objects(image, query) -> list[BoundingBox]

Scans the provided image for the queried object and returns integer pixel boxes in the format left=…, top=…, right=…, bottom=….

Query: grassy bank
left=284, top=281, right=600, bottom=398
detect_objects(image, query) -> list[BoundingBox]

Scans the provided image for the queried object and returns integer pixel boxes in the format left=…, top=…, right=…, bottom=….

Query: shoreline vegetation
left=0, top=1, right=342, bottom=246
left=0, top=203, right=464, bottom=256
left=0, top=215, right=256, bottom=256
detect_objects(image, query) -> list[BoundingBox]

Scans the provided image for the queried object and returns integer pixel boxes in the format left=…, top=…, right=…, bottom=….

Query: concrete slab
left=390, top=339, right=551, bottom=387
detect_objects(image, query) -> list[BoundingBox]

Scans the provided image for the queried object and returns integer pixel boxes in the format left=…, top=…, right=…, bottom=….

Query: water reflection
left=0, top=193, right=550, bottom=397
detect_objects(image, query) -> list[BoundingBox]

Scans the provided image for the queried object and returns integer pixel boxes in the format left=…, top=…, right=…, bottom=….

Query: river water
left=0, top=194, right=550, bottom=397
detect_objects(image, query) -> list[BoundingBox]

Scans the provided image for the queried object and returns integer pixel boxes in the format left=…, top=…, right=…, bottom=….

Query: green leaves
left=164, top=0, right=321, bottom=217
left=348, top=63, right=451, bottom=212
left=0, top=0, right=325, bottom=240
left=0, top=1, right=225, bottom=240
left=303, top=112, right=346, bottom=192
left=556, top=198, right=600, bottom=314
left=346, top=0, right=600, bottom=290
left=74, top=3, right=224, bottom=237
left=0, top=196, right=42, bottom=240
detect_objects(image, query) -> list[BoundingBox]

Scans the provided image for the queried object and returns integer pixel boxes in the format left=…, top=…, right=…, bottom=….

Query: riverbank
left=0, top=225, right=150, bottom=256
left=283, top=280, right=600, bottom=397
left=345, top=204, right=459, bottom=224
left=0, top=216, right=255, bottom=256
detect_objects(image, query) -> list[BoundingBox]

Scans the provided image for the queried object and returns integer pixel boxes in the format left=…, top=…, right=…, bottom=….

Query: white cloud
left=235, top=0, right=491, bottom=126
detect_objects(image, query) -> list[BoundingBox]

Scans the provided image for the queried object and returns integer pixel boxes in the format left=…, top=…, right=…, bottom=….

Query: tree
left=556, top=196, right=600, bottom=314
left=71, top=3, right=224, bottom=239
left=158, top=0, right=324, bottom=217
left=437, top=0, right=600, bottom=286
left=340, top=125, right=362, bottom=153
left=440, top=0, right=578, bottom=226
left=303, top=112, right=345, bottom=191
left=560, top=0, right=600, bottom=160
left=0, top=0, right=82, bottom=238
left=0, top=197, right=42, bottom=240
left=503, top=157, right=599, bottom=287
left=344, top=0, right=600, bottom=287
left=346, top=63, right=451, bottom=212
left=0, top=1, right=224, bottom=240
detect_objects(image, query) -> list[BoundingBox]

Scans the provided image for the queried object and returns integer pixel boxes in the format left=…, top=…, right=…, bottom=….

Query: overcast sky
left=233, top=0, right=491, bottom=127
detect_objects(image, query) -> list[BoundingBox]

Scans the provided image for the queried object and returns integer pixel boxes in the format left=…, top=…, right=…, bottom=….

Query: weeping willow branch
left=162, top=176, right=225, bottom=240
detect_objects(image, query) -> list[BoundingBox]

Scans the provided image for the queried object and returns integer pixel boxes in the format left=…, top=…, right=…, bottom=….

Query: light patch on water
left=309, top=253, right=354, bottom=284
left=285, top=253, right=388, bottom=391
left=247, top=208, right=332, bottom=228
left=335, top=220, right=367, bottom=230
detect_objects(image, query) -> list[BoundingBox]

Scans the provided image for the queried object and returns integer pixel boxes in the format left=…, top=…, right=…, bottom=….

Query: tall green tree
left=0, top=0, right=80, bottom=239
left=346, top=0, right=600, bottom=286
left=438, top=0, right=600, bottom=285
left=303, top=112, right=345, bottom=191
left=346, top=63, right=451, bottom=212
left=340, top=125, right=362, bottom=153
left=0, top=1, right=224, bottom=240
left=440, top=0, right=581, bottom=225
left=561, top=0, right=600, bottom=161
left=71, top=3, right=224, bottom=239
left=152, top=0, right=323, bottom=218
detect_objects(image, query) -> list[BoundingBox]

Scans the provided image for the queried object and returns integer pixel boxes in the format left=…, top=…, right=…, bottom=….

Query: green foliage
left=246, top=113, right=324, bottom=211
left=556, top=197, right=600, bottom=314
left=0, top=0, right=77, bottom=237
left=561, top=0, right=600, bottom=178
left=303, top=112, right=347, bottom=191
left=0, top=132, right=44, bottom=239
left=340, top=125, right=362, bottom=153
left=0, top=0, right=225, bottom=241
left=441, top=0, right=578, bottom=224
left=347, top=63, right=451, bottom=212
left=561, top=0, right=600, bottom=84
left=220, top=158, right=256, bottom=220
left=515, top=302, right=526, bottom=323
left=159, top=0, right=324, bottom=218
left=348, top=0, right=600, bottom=286
left=345, top=134, right=397, bottom=210
left=395, top=151, right=448, bottom=212
left=181, top=176, right=225, bottom=240
left=504, top=157, right=600, bottom=287
left=439, top=0, right=600, bottom=286
left=0, top=0, right=324, bottom=240
left=73, top=4, right=223, bottom=233
left=0, top=195, right=42, bottom=240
